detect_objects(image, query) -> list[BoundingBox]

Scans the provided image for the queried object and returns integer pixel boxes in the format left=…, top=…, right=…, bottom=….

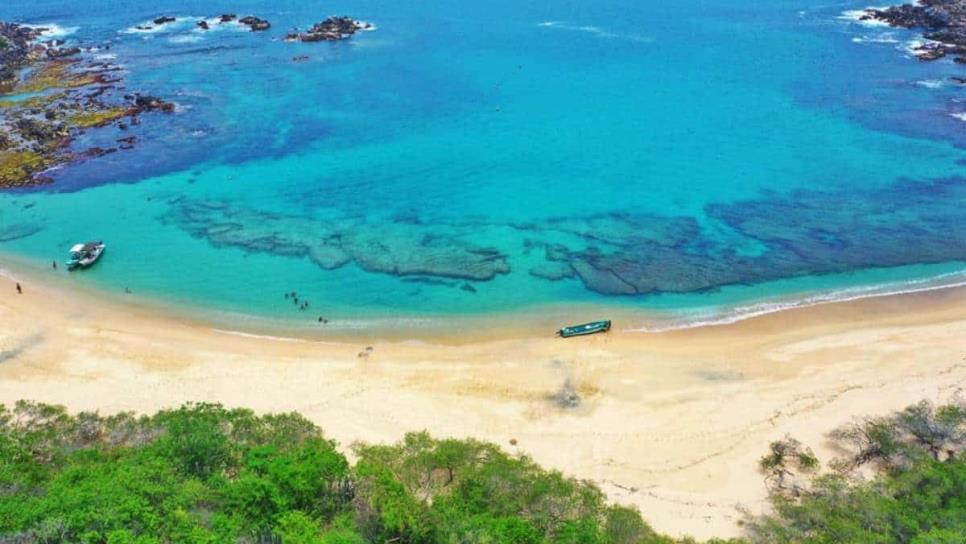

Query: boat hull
left=557, top=320, right=611, bottom=338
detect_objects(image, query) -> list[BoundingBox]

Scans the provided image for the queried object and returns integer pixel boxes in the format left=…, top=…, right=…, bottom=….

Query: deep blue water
left=1, top=0, right=965, bottom=332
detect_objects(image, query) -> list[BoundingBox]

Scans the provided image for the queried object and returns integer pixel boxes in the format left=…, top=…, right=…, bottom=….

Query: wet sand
left=1, top=264, right=964, bottom=539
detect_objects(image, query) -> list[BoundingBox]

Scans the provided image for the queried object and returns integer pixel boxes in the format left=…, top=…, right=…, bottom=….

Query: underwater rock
left=0, top=222, right=43, bottom=242
left=164, top=200, right=512, bottom=282
left=285, top=17, right=371, bottom=42
left=528, top=261, right=575, bottom=281
left=519, top=177, right=966, bottom=296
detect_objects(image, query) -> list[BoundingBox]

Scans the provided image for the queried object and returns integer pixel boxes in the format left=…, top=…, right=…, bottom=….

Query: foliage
left=746, top=399, right=966, bottom=543
left=0, top=402, right=673, bottom=544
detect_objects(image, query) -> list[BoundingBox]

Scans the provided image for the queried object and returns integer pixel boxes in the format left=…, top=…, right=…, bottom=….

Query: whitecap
left=23, top=23, right=79, bottom=41
left=93, top=53, right=117, bottom=61
left=169, top=34, right=203, bottom=44
left=535, top=21, right=653, bottom=44
left=851, top=32, right=899, bottom=44
left=950, top=112, right=966, bottom=122
left=915, top=79, right=944, bottom=89
left=121, top=16, right=201, bottom=36
left=838, top=8, right=891, bottom=27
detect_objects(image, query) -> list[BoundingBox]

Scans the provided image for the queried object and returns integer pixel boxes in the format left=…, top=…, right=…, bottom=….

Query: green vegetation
left=2, top=399, right=963, bottom=543
left=0, top=36, right=9, bottom=50
left=0, top=402, right=717, bottom=544
left=0, top=150, right=49, bottom=187
left=15, top=60, right=98, bottom=94
left=68, top=107, right=131, bottom=128
left=746, top=400, right=966, bottom=543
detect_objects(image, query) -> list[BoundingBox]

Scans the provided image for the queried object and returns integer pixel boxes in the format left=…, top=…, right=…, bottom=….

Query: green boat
left=557, top=320, right=611, bottom=338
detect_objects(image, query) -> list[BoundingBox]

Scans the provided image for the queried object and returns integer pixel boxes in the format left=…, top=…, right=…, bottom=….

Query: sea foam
left=626, top=269, right=966, bottom=333
left=23, top=23, right=80, bottom=41
left=838, top=8, right=892, bottom=27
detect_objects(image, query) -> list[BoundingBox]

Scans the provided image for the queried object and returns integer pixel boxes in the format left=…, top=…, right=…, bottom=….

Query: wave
left=169, top=34, right=203, bottom=44
left=210, top=328, right=316, bottom=343
left=626, top=269, right=966, bottom=333
left=536, top=21, right=653, bottom=44
left=838, top=8, right=892, bottom=27
left=851, top=32, right=899, bottom=44
left=915, top=79, right=945, bottom=89
left=23, top=23, right=79, bottom=41
left=950, top=112, right=966, bottom=122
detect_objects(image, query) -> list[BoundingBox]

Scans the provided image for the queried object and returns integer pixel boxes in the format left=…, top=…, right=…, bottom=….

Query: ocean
left=1, top=0, right=965, bottom=335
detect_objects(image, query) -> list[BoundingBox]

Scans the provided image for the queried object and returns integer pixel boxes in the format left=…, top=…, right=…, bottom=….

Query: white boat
left=66, top=241, right=105, bottom=270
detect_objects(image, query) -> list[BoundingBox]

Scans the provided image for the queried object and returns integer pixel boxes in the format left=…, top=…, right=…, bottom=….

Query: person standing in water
left=52, top=261, right=57, bottom=270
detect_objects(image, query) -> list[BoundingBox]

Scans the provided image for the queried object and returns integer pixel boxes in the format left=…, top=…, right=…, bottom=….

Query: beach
left=2, top=266, right=964, bottom=540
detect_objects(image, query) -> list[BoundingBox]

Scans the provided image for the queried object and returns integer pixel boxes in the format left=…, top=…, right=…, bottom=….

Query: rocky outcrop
left=285, top=17, right=372, bottom=42
left=0, top=23, right=45, bottom=91
left=153, top=16, right=176, bottom=25
left=861, top=1, right=966, bottom=63
left=45, top=46, right=81, bottom=59
left=133, top=94, right=176, bottom=113
left=0, top=22, right=176, bottom=188
left=238, top=16, right=270, bottom=32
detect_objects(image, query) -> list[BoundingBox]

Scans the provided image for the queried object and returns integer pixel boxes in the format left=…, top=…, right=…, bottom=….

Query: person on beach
left=52, top=261, right=57, bottom=270
left=16, top=283, right=22, bottom=294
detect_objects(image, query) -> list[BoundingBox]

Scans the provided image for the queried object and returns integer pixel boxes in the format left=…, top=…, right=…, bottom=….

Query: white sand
left=1, top=269, right=964, bottom=540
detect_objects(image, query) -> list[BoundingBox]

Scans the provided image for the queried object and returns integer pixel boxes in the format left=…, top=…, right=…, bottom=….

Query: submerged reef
left=164, top=177, right=966, bottom=297
left=285, top=17, right=372, bottom=42
left=861, top=0, right=966, bottom=62
left=163, top=199, right=511, bottom=282
left=0, top=22, right=175, bottom=188
left=530, top=177, right=966, bottom=295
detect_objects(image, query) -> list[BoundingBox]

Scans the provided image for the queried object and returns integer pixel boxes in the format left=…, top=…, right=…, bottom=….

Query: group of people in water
left=284, top=291, right=330, bottom=324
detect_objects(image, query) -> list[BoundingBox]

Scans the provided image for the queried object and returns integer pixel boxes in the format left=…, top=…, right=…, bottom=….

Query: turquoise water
left=2, top=0, right=965, bottom=331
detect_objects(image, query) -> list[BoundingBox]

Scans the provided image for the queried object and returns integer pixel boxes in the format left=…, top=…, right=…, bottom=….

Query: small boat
left=557, top=320, right=611, bottom=338
left=66, top=241, right=105, bottom=270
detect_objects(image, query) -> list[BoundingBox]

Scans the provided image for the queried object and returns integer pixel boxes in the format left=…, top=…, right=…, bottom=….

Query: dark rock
left=153, top=16, right=176, bottom=25
left=45, top=47, right=81, bottom=59
left=133, top=94, right=175, bottom=112
left=238, top=16, right=271, bottom=31
left=219, top=14, right=237, bottom=23
left=197, top=20, right=210, bottom=30
left=286, top=16, right=370, bottom=42
left=862, top=1, right=966, bottom=61
left=460, top=283, right=477, bottom=293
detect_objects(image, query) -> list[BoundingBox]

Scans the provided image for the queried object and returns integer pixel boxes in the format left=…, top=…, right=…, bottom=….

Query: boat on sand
left=557, top=320, right=611, bottom=338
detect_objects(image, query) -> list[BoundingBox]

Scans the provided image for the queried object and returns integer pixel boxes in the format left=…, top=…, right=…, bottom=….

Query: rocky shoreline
left=860, top=0, right=966, bottom=63
left=0, top=22, right=174, bottom=188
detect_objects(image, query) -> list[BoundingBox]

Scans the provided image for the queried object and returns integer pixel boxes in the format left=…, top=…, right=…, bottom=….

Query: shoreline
left=2, top=249, right=965, bottom=343
left=1, top=262, right=965, bottom=539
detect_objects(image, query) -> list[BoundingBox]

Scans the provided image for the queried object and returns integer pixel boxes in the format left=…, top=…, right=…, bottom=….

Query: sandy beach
left=1, top=265, right=965, bottom=540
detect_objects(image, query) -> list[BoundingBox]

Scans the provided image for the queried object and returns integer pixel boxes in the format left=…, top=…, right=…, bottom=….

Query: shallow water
left=1, top=0, right=964, bottom=331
